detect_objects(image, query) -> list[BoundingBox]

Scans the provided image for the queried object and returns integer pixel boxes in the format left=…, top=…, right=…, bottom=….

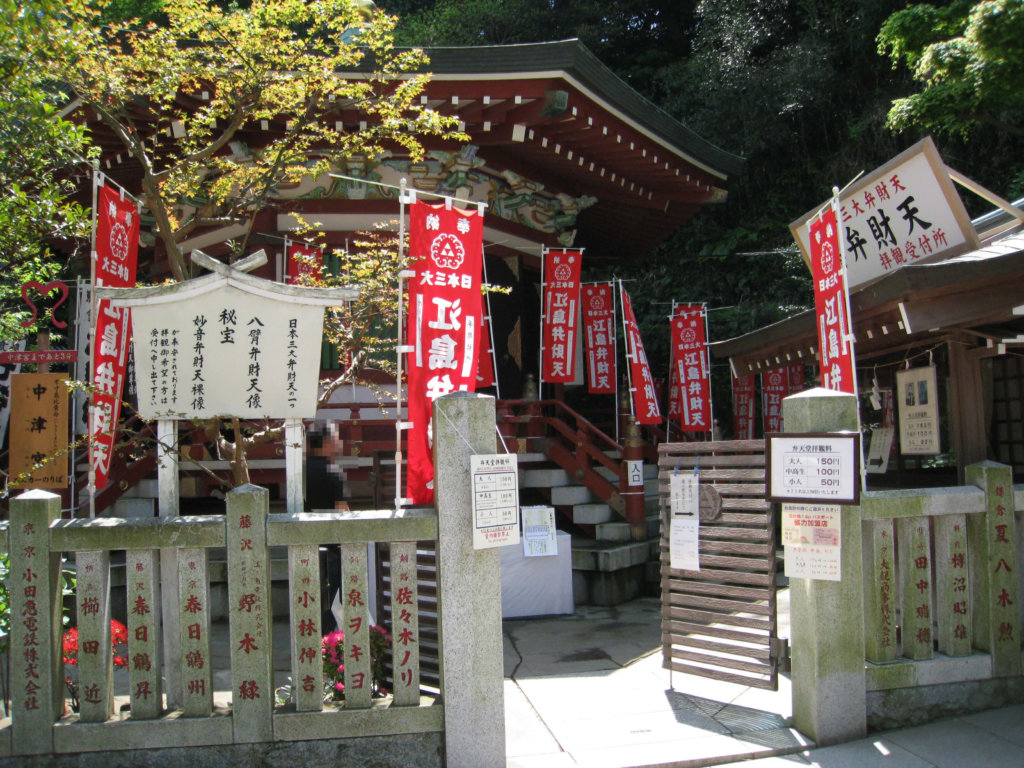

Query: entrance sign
left=470, top=454, right=520, bottom=549
left=95, top=250, right=357, bottom=420
left=896, top=365, right=940, bottom=454
left=791, top=138, right=979, bottom=290
left=767, top=432, right=861, bottom=504
left=782, top=503, right=841, bottom=581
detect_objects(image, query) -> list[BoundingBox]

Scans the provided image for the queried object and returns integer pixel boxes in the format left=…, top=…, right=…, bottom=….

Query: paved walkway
left=502, top=596, right=1024, bottom=768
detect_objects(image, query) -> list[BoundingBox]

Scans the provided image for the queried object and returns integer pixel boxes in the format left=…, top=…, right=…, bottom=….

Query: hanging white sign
left=522, top=505, right=557, bottom=557
left=471, top=453, right=520, bottom=550
left=896, top=365, right=940, bottom=454
left=669, top=472, right=700, bottom=571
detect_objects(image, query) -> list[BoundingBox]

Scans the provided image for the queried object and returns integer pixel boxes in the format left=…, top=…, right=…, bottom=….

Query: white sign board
left=767, top=432, right=861, bottom=504
left=471, top=453, right=520, bottom=550
left=896, top=365, right=940, bottom=454
left=782, top=503, right=841, bottom=581
left=669, top=472, right=700, bottom=571
left=130, top=284, right=326, bottom=419
left=791, top=138, right=979, bottom=290
left=866, top=426, right=895, bottom=474
left=522, top=505, right=557, bottom=557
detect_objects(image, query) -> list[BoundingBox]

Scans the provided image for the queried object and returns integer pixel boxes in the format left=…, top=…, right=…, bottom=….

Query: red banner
left=581, top=283, right=616, bottom=394
left=540, top=249, right=582, bottom=383
left=671, top=305, right=711, bottom=432
left=406, top=200, right=483, bottom=504
left=788, top=364, right=806, bottom=392
left=810, top=207, right=856, bottom=393
left=620, top=287, right=661, bottom=425
left=90, top=182, right=139, bottom=490
left=286, top=239, right=324, bottom=284
left=476, top=309, right=495, bottom=389
left=732, top=374, right=756, bottom=440
left=762, top=367, right=788, bottom=434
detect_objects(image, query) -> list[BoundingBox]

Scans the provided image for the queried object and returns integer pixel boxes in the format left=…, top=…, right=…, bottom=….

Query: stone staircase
left=518, top=452, right=662, bottom=606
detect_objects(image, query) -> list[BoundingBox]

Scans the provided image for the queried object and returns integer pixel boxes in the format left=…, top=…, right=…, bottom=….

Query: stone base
left=867, top=676, right=1024, bottom=731
left=0, top=732, right=442, bottom=768
left=572, top=563, right=647, bottom=606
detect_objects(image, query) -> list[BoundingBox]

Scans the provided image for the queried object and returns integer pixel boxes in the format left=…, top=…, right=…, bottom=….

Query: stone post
left=9, top=490, right=63, bottom=755
left=784, top=388, right=866, bottom=746
left=965, top=461, right=1019, bottom=676
left=433, top=392, right=505, bottom=768
left=226, top=484, right=274, bottom=741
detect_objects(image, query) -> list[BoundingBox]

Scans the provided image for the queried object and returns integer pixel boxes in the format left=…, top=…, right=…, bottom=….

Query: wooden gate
left=657, top=439, right=784, bottom=690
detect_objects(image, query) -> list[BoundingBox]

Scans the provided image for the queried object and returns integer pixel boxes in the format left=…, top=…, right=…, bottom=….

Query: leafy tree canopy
left=878, top=0, right=1024, bottom=139
left=47, top=0, right=464, bottom=282
left=0, top=0, right=93, bottom=341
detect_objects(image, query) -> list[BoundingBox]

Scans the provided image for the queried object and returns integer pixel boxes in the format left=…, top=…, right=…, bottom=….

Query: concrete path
left=502, top=596, right=1024, bottom=768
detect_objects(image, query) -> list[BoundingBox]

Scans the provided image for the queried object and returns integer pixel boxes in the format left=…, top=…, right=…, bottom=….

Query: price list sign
left=471, top=454, right=521, bottom=550
left=767, top=432, right=861, bottom=505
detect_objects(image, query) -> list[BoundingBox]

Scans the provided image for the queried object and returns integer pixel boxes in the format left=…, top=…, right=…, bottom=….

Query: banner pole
left=665, top=300, right=677, bottom=441
left=395, top=179, right=410, bottom=510
left=617, top=280, right=637, bottom=422
left=538, top=247, right=547, bottom=401
left=481, top=247, right=501, bottom=399
left=702, top=302, right=713, bottom=441
left=87, top=171, right=102, bottom=518
left=612, top=282, right=620, bottom=444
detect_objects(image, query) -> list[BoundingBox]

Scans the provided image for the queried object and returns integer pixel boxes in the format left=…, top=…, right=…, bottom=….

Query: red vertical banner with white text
left=476, top=310, right=495, bottom=389
left=732, top=374, right=756, bottom=440
left=540, top=249, right=582, bottom=384
left=762, top=367, right=789, bottom=434
left=286, top=240, right=324, bottom=284
left=620, top=286, right=661, bottom=425
left=90, top=181, right=139, bottom=490
left=406, top=200, right=483, bottom=504
left=581, top=283, right=616, bottom=394
left=671, top=304, right=711, bottom=432
left=810, top=207, right=856, bottom=393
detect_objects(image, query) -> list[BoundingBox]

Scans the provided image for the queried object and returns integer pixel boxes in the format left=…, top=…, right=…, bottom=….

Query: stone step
left=111, top=497, right=155, bottom=519
left=570, top=538, right=659, bottom=573
left=551, top=484, right=595, bottom=506
left=594, top=521, right=633, bottom=542
left=572, top=503, right=616, bottom=525
left=520, top=467, right=572, bottom=488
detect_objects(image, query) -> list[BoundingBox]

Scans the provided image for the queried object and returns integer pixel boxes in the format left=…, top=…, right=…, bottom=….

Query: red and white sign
left=406, top=200, right=483, bottom=504
left=90, top=181, right=139, bottom=489
left=671, top=304, right=711, bottom=432
left=762, top=367, right=788, bottom=434
left=285, top=239, right=324, bottom=284
left=581, top=283, right=616, bottom=394
left=810, top=207, right=856, bottom=394
left=476, top=309, right=496, bottom=389
left=732, top=374, right=756, bottom=440
left=540, top=249, right=582, bottom=383
left=620, top=286, right=660, bottom=425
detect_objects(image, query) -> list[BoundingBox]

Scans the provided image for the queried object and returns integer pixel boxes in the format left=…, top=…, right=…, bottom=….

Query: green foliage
left=47, top=0, right=466, bottom=281
left=0, top=0, right=93, bottom=341
left=878, top=0, right=1024, bottom=137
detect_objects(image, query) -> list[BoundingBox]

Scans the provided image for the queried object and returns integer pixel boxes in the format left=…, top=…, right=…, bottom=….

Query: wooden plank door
left=657, top=439, right=783, bottom=690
